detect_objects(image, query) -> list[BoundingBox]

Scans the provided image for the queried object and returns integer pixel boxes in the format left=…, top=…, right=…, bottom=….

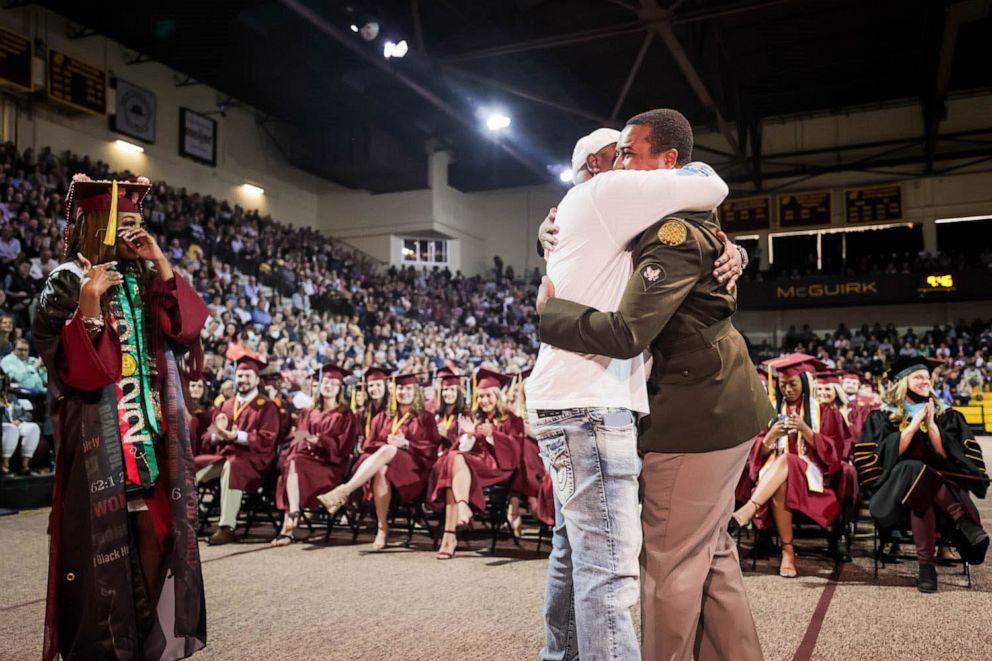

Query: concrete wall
left=0, top=6, right=325, bottom=228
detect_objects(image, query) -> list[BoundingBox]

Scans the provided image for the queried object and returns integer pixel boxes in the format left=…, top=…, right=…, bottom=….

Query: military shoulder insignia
left=640, top=263, right=666, bottom=290
left=657, top=219, right=687, bottom=246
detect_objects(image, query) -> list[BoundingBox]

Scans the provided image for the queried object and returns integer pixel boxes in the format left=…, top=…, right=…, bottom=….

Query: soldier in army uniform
left=537, top=109, right=773, bottom=661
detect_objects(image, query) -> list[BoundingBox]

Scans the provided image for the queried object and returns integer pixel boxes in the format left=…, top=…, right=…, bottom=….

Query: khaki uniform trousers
left=640, top=442, right=763, bottom=661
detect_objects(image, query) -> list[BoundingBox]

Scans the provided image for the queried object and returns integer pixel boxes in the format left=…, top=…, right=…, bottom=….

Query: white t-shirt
left=526, top=164, right=728, bottom=414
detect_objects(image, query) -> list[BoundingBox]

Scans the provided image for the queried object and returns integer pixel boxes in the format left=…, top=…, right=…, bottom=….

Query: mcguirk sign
left=738, top=270, right=992, bottom=310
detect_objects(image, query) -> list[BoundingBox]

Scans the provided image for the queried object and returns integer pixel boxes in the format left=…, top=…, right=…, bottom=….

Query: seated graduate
left=318, top=371, right=440, bottom=550
left=730, top=354, right=844, bottom=578
left=434, top=366, right=468, bottom=451
left=817, top=370, right=860, bottom=561
left=505, top=368, right=555, bottom=533
left=272, top=364, right=358, bottom=547
left=428, top=368, right=524, bottom=559
left=196, top=355, right=281, bottom=545
left=351, top=367, right=389, bottom=449
left=841, top=370, right=875, bottom=440
left=854, top=356, right=989, bottom=593
left=186, top=377, right=215, bottom=457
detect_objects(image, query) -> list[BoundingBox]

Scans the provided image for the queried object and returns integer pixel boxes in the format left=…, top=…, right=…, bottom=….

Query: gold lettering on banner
left=776, top=281, right=879, bottom=299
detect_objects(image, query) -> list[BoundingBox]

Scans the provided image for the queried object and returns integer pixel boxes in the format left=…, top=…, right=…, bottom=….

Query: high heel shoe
left=455, top=500, right=474, bottom=534
left=728, top=499, right=760, bottom=535
left=779, top=540, right=798, bottom=578
left=435, top=529, right=458, bottom=560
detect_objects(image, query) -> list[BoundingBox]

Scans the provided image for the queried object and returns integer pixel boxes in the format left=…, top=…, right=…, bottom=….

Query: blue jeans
left=530, top=408, right=642, bottom=661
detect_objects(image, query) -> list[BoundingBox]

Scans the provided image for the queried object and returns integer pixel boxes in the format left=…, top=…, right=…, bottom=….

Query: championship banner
left=179, top=107, right=217, bottom=166
left=845, top=184, right=902, bottom=224
left=737, top=269, right=992, bottom=310
left=112, top=78, right=156, bottom=143
left=720, top=195, right=771, bottom=232
left=777, top=191, right=831, bottom=228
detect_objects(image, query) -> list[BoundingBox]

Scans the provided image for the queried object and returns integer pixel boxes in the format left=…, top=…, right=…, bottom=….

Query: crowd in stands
left=762, top=319, right=992, bottom=405
left=0, top=140, right=988, bottom=480
left=744, top=246, right=991, bottom=282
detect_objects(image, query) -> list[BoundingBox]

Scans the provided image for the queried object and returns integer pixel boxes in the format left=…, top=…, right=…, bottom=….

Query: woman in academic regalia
left=272, top=364, right=358, bottom=547
left=186, top=378, right=215, bottom=457
left=854, top=356, right=989, bottom=593
left=505, top=369, right=555, bottom=531
left=351, top=367, right=389, bottom=450
left=428, top=369, right=523, bottom=559
left=318, top=372, right=440, bottom=550
left=34, top=175, right=208, bottom=660
left=729, top=354, right=844, bottom=578
left=816, top=371, right=861, bottom=561
left=433, top=367, right=467, bottom=452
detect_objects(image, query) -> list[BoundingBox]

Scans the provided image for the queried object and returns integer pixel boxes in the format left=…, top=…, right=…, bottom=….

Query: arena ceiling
left=36, top=0, right=992, bottom=193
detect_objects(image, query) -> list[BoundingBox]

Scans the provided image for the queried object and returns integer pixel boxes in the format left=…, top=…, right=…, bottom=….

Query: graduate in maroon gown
left=428, top=369, right=524, bottom=559
left=271, top=365, right=358, bottom=546
left=318, top=372, right=440, bottom=550
left=433, top=367, right=467, bottom=451
left=841, top=370, right=876, bottom=440
left=34, top=175, right=208, bottom=660
left=816, top=371, right=860, bottom=561
left=195, top=356, right=281, bottom=545
left=506, top=368, right=555, bottom=530
left=729, top=354, right=844, bottom=578
left=187, top=378, right=214, bottom=457
left=352, top=366, right=388, bottom=450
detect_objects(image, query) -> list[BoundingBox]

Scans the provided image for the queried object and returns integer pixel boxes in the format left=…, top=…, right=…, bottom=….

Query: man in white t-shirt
left=526, top=117, right=732, bottom=661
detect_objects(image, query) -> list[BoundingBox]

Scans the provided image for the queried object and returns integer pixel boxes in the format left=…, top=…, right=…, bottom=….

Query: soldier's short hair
left=626, top=109, right=693, bottom=165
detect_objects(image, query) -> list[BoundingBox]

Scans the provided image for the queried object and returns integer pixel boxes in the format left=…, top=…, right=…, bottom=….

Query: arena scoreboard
left=845, top=185, right=902, bottom=224
left=719, top=195, right=771, bottom=231
left=777, top=191, right=832, bottom=227
left=0, top=26, right=32, bottom=92
left=47, top=49, right=106, bottom=115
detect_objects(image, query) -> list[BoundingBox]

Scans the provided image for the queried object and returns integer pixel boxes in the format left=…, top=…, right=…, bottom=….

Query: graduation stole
left=767, top=377, right=824, bottom=493
left=110, top=269, right=164, bottom=492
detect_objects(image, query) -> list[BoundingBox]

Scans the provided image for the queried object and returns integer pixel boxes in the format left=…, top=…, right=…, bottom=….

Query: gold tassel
left=349, top=386, right=356, bottom=411
left=767, top=366, right=775, bottom=405
left=103, top=181, right=119, bottom=246
left=389, top=376, right=397, bottom=414
left=471, top=372, right=478, bottom=412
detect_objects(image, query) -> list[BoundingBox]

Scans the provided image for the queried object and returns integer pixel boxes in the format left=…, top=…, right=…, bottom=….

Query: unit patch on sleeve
left=657, top=219, right=687, bottom=246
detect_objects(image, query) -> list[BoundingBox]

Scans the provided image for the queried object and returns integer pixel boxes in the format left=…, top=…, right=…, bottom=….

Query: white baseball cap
left=571, top=128, right=621, bottom=174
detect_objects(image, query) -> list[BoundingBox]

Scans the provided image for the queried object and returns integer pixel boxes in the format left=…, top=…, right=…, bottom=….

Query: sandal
left=372, top=526, right=389, bottom=551
left=435, top=529, right=458, bottom=560
left=270, top=534, right=294, bottom=547
left=779, top=540, right=798, bottom=578
left=728, top=499, right=760, bottom=535
left=318, top=485, right=350, bottom=518
left=285, top=511, right=301, bottom=533
left=455, top=500, right=473, bottom=533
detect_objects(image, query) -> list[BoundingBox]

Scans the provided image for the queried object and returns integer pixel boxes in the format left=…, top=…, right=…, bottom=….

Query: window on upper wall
left=402, top=238, right=450, bottom=266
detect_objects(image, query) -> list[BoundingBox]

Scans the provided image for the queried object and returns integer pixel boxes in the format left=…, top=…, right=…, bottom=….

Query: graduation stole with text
left=110, top=269, right=164, bottom=492
left=765, top=374, right=824, bottom=493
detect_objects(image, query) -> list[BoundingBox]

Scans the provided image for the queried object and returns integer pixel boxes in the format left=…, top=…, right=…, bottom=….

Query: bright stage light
left=392, top=40, right=408, bottom=58
left=113, top=139, right=144, bottom=154
left=350, top=24, right=359, bottom=33
left=383, top=41, right=396, bottom=58
left=559, top=169, right=574, bottom=183
left=485, top=112, right=511, bottom=132
left=241, top=183, right=264, bottom=196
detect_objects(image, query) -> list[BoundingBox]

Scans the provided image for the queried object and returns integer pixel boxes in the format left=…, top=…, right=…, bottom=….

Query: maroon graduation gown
left=353, top=409, right=441, bottom=503
left=35, top=268, right=208, bottom=661
left=427, top=412, right=524, bottom=511
left=744, top=402, right=843, bottom=529
left=196, top=394, right=281, bottom=491
left=276, top=406, right=358, bottom=510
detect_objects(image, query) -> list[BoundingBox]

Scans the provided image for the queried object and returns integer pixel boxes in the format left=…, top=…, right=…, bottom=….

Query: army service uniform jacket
left=539, top=211, right=773, bottom=454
